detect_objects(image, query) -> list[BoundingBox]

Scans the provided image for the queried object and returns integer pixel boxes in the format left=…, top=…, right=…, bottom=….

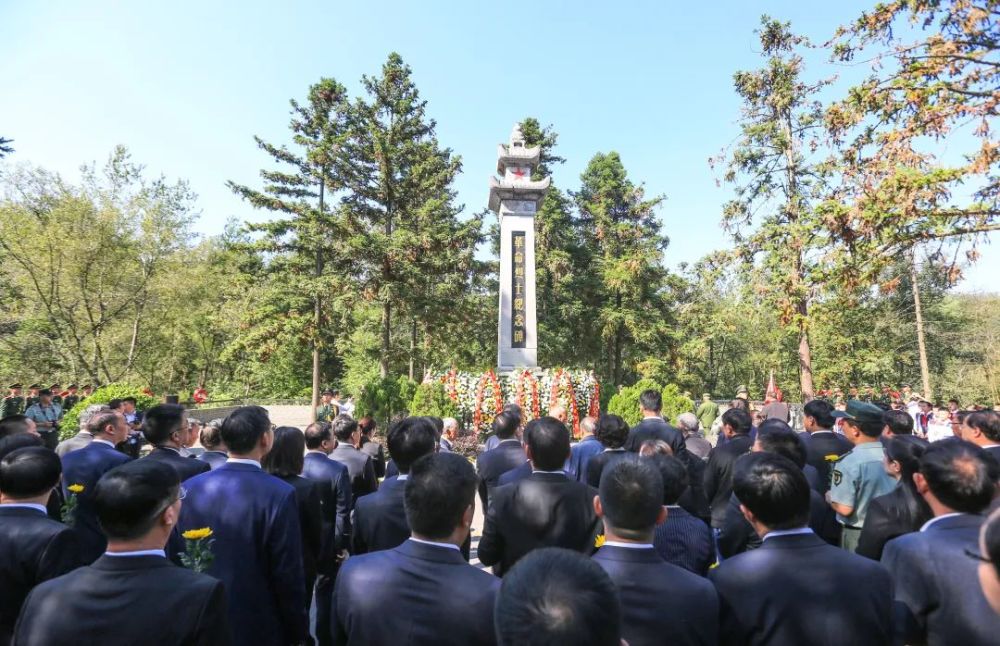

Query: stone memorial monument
left=489, top=124, right=550, bottom=372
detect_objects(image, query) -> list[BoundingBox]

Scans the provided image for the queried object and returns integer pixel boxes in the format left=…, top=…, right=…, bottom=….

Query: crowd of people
left=1, top=384, right=1000, bottom=645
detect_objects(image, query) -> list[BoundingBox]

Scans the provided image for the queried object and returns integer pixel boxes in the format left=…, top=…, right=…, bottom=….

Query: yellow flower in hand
left=68, top=484, right=85, bottom=494
left=183, top=527, right=214, bottom=540
left=594, top=534, right=605, bottom=548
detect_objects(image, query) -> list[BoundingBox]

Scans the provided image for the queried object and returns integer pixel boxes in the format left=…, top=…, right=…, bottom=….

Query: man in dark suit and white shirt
left=649, top=454, right=714, bottom=576
left=958, top=410, right=1000, bottom=465
left=478, top=416, right=600, bottom=576
left=476, top=411, right=525, bottom=510
left=353, top=416, right=437, bottom=554
left=329, top=415, right=378, bottom=504
left=302, top=421, right=351, bottom=646
left=334, top=452, right=500, bottom=645
left=881, top=439, right=1000, bottom=644
left=60, top=409, right=132, bottom=563
left=704, top=407, right=755, bottom=531
left=178, top=406, right=307, bottom=646
left=141, top=404, right=210, bottom=482
left=0, top=447, right=80, bottom=646
left=710, top=453, right=893, bottom=646
left=592, top=458, right=718, bottom=646
left=15, top=460, right=230, bottom=646
left=800, top=399, right=852, bottom=493
left=624, top=389, right=686, bottom=454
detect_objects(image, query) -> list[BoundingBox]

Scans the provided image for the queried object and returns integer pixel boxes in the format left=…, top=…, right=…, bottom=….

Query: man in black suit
left=0, top=447, right=80, bottom=646
left=710, top=453, right=893, bottom=645
left=141, top=404, right=210, bottom=482
left=882, top=439, right=1000, bottom=644
left=624, top=389, right=686, bottom=454
left=353, top=416, right=437, bottom=554
left=14, top=460, right=231, bottom=646
left=195, top=420, right=228, bottom=470
left=329, top=415, right=378, bottom=504
left=800, top=399, right=852, bottom=493
left=478, top=416, right=600, bottom=576
left=475, top=411, right=525, bottom=510
left=649, top=454, right=713, bottom=576
left=334, top=452, right=500, bottom=645
left=302, top=421, right=351, bottom=646
left=704, top=407, right=754, bottom=531
left=495, top=547, right=623, bottom=646
left=593, top=458, right=718, bottom=645
left=586, top=414, right=632, bottom=488
left=958, top=410, right=1000, bottom=465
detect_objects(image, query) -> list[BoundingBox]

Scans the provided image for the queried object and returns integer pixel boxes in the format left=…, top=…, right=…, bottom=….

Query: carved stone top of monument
left=489, top=123, right=551, bottom=213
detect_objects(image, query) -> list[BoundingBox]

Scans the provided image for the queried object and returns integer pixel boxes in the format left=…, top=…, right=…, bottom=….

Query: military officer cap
left=67, top=383, right=78, bottom=389
left=28, top=383, right=41, bottom=390
left=831, top=400, right=884, bottom=425
left=38, top=388, right=52, bottom=396
left=50, top=383, right=61, bottom=390
left=8, top=383, right=22, bottom=389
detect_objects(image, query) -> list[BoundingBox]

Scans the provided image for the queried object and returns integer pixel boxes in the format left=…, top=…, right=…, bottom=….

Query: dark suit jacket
left=624, top=417, right=687, bottom=454
left=475, top=439, right=525, bottom=510
left=352, top=476, right=410, bottom=554
left=882, top=513, right=1000, bottom=645
left=333, top=539, right=499, bottom=645
left=0, top=507, right=81, bottom=646
left=703, top=434, right=753, bottom=527
left=676, top=453, right=712, bottom=523
left=359, top=438, right=386, bottom=479
left=718, top=490, right=842, bottom=558
left=277, top=474, right=323, bottom=598
left=478, top=472, right=600, bottom=576
left=711, top=532, right=893, bottom=646
left=568, top=436, right=604, bottom=482
left=14, top=554, right=230, bottom=646
left=856, top=485, right=929, bottom=561
left=196, top=450, right=228, bottom=470
left=653, top=505, right=714, bottom=576
left=498, top=461, right=532, bottom=486
left=593, top=545, right=718, bottom=646
left=178, top=462, right=307, bottom=646
left=302, top=452, right=351, bottom=572
left=801, top=430, right=852, bottom=493
left=144, top=446, right=210, bottom=482
left=329, top=445, right=378, bottom=504
left=60, top=440, right=132, bottom=563
left=585, top=448, right=631, bottom=489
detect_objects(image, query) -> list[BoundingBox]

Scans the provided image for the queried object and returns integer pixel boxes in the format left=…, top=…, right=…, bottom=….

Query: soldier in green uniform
left=61, top=383, right=81, bottom=412
left=81, top=384, right=94, bottom=399
left=49, top=383, right=63, bottom=407
left=827, top=400, right=897, bottom=553
left=24, top=384, right=41, bottom=410
left=315, top=389, right=339, bottom=422
left=0, top=383, right=25, bottom=418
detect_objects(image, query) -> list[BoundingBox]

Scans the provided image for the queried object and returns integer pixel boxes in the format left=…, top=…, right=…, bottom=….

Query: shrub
left=354, top=376, right=413, bottom=429
left=409, top=381, right=459, bottom=419
left=59, top=383, right=157, bottom=440
left=606, top=378, right=662, bottom=426
left=661, top=383, right=695, bottom=425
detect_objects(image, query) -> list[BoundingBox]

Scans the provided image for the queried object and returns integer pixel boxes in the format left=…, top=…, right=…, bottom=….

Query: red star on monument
left=511, top=167, right=526, bottom=179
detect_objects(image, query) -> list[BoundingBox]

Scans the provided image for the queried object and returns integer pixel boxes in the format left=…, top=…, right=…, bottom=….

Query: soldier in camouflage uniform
left=0, top=384, right=25, bottom=418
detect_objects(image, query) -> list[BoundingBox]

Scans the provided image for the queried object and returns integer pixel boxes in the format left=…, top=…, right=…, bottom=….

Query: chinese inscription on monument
left=511, top=231, right=526, bottom=348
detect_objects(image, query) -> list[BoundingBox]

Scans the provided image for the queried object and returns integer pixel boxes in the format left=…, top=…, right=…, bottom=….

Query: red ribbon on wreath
left=473, top=369, right=504, bottom=434
left=588, top=379, right=601, bottom=418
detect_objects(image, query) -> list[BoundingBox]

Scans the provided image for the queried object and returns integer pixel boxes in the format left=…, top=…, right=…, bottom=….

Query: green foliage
left=408, top=381, right=459, bottom=418
left=396, top=376, right=418, bottom=411
left=660, top=384, right=694, bottom=426
left=353, top=376, right=411, bottom=429
left=60, top=384, right=156, bottom=440
left=607, top=378, right=662, bottom=426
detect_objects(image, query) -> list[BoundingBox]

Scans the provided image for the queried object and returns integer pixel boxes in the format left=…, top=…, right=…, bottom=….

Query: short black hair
left=0, top=415, right=32, bottom=439
left=107, top=399, right=123, bottom=410
left=404, top=452, right=477, bottom=540
left=844, top=415, right=884, bottom=439
left=303, top=421, right=332, bottom=449
left=495, top=547, right=622, bottom=646
left=0, top=447, right=61, bottom=498
left=595, top=414, right=629, bottom=449
left=387, top=417, right=437, bottom=474
left=200, top=421, right=224, bottom=450
left=639, top=389, right=662, bottom=412
left=919, top=439, right=995, bottom=514
left=121, top=397, right=137, bottom=405
left=493, top=412, right=520, bottom=440
left=733, top=453, right=811, bottom=530
left=722, top=407, right=752, bottom=435
left=220, top=406, right=272, bottom=454
left=599, top=458, right=663, bottom=539
left=526, top=417, right=570, bottom=470
left=0, top=433, right=43, bottom=462
left=358, top=417, right=377, bottom=437
left=93, top=460, right=180, bottom=541
left=756, top=421, right=807, bottom=469
left=803, top=400, right=835, bottom=428
left=332, top=414, right=359, bottom=442
left=883, top=410, right=914, bottom=435
left=646, top=454, right=688, bottom=505
left=141, top=403, right=187, bottom=446
left=966, top=411, right=1000, bottom=443
left=427, top=416, right=444, bottom=437
left=263, top=427, right=306, bottom=478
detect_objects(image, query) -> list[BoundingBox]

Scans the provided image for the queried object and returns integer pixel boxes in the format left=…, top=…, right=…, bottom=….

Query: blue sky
left=3, top=0, right=996, bottom=291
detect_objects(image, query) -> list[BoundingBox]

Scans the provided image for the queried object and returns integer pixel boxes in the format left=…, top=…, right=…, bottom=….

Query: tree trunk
left=797, top=305, right=815, bottom=402
left=911, top=253, right=932, bottom=400
left=408, top=317, right=417, bottom=381
left=312, top=176, right=326, bottom=414
left=379, top=298, right=391, bottom=378
left=613, top=291, right=624, bottom=386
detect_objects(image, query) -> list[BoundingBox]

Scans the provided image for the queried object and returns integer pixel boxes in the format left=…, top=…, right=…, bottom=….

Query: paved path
left=264, top=405, right=313, bottom=429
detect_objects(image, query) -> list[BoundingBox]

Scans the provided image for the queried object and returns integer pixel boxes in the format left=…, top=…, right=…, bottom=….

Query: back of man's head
left=200, top=420, right=224, bottom=450
left=496, top=547, right=622, bottom=646
left=493, top=411, right=520, bottom=440
left=595, top=414, right=629, bottom=449
left=93, top=460, right=180, bottom=541
left=221, top=406, right=271, bottom=455
left=803, top=400, right=835, bottom=429
left=755, top=421, right=807, bottom=469
left=142, top=403, right=186, bottom=446
left=332, top=414, right=359, bottom=443
left=579, top=416, right=597, bottom=437
left=722, top=407, right=752, bottom=435
left=920, top=439, right=995, bottom=514
left=0, top=447, right=61, bottom=498
left=883, top=409, right=914, bottom=435
left=87, top=410, right=121, bottom=437
left=404, top=452, right=477, bottom=540
left=303, top=421, right=332, bottom=450
left=0, top=415, right=31, bottom=439
left=676, top=412, right=698, bottom=433
left=599, top=458, right=663, bottom=539
left=78, top=404, right=110, bottom=431
left=733, top=453, right=810, bottom=530
left=0, top=433, right=43, bottom=462
left=387, top=417, right=437, bottom=474
left=646, top=454, right=689, bottom=505
left=639, top=389, right=662, bottom=413
left=526, top=417, right=570, bottom=470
